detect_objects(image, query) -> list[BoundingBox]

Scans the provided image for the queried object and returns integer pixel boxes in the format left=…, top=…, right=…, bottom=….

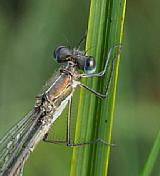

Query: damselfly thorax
left=0, top=45, right=121, bottom=176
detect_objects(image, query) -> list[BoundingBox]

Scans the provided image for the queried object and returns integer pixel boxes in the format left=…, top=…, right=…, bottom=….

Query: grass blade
left=140, top=130, right=160, bottom=176
left=70, top=0, right=126, bottom=175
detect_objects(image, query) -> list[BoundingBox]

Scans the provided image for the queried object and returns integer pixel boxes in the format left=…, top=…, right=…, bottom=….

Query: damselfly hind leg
left=43, top=98, right=115, bottom=147
left=66, top=98, right=72, bottom=145
left=43, top=98, right=73, bottom=146
left=43, top=135, right=115, bottom=147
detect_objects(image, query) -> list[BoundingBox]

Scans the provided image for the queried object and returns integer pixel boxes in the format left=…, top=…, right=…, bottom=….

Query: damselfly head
left=53, top=46, right=96, bottom=74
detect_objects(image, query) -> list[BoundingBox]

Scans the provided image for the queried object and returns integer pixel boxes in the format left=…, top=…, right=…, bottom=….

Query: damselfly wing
left=0, top=45, right=121, bottom=176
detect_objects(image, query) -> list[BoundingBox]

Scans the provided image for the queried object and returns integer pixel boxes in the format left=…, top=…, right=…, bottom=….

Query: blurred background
left=0, top=0, right=160, bottom=175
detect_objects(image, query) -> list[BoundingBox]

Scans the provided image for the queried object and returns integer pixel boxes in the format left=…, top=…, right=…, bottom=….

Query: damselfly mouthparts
left=0, top=45, right=121, bottom=176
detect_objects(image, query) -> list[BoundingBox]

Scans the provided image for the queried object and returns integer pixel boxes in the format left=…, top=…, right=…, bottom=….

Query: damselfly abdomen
left=0, top=45, right=121, bottom=176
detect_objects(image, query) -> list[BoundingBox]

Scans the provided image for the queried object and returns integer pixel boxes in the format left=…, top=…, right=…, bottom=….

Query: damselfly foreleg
left=77, top=45, right=122, bottom=98
left=77, top=30, right=88, bottom=50
left=80, top=44, right=122, bottom=78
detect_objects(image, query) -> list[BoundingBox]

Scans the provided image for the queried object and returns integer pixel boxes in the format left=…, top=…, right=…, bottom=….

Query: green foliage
left=70, top=0, right=126, bottom=175
left=1, top=0, right=160, bottom=175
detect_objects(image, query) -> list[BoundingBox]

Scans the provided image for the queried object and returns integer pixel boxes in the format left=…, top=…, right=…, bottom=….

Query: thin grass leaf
left=140, top=130, right=160, bottom=176
left=70, top=0, right=126, bottom=175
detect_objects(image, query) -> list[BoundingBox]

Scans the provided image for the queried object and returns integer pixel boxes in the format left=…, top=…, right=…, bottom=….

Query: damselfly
left=0, top=44, right=121, bottom=176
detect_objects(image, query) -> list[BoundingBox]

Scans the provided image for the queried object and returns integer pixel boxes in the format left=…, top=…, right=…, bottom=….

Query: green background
left=0, top=0, right=159, bottom=175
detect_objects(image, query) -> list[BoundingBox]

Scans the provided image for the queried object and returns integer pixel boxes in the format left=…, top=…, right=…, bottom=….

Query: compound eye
left=84, top=57, right=96, bottom=74
left=53, top=46, right=72, bottom=63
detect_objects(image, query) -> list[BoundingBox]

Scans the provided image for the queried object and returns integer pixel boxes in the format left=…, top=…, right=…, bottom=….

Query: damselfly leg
left=77, top=30, right=88, bottom=50
left=80, top=45, right=122, bottom=78
left=43, top=98, right=73, bottom=146
left=43, top=45, right=121, bottom=147
left=43, top=96, right=115, bottom=146
left=66, top=98, right=72, bottom=145
left=78, top=45, right=122, bottom=98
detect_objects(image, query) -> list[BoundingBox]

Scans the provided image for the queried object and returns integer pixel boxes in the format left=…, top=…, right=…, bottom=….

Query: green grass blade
left=140, top=130, right=160, bottom=176
left=70, top=0, right=126, bottom=175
